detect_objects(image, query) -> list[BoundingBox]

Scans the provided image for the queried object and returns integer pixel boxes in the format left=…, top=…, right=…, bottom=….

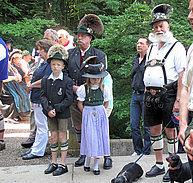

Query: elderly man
left=179, top=0, right=193, bottom=181
left=44, top=29, right=59, bottom=44
left=57, top=29, right=74, bottom=50
left=0, top=38, right=8, bottom=151
left=143, top=4, right=186, bottom=182
left=67, top=14, right=112, bottom=170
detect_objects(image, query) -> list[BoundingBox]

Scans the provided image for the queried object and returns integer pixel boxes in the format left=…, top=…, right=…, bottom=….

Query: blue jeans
left=130, top=93, right=151, bottom=155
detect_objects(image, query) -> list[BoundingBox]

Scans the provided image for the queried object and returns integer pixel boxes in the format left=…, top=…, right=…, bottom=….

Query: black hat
left=150, top=4, right=173, bottom=26
left=82, top=63, right=107, bottom=78
left=47, top=44, right=68, bottom=65
left=4, top=39, right=12, bottom=44
left=74, top=14, right=104, bottom=40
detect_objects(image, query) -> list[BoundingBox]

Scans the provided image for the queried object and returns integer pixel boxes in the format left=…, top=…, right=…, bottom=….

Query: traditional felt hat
left=74, top=14, right=104, bottom=40
left=150, top=4, right=173, bottom=26
left=47, top=44, right=68, bottom=65
left=82, top=63, right=107, bottom=78
left=22, top=50, right=30, bottom=57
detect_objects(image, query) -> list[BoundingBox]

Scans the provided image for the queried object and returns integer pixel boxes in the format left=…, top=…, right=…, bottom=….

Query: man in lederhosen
left=143, top=4, right=186, bottom=182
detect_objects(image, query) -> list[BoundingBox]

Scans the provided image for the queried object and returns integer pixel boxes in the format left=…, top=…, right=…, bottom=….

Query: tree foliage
left=0, top=0, right=192, bottom=138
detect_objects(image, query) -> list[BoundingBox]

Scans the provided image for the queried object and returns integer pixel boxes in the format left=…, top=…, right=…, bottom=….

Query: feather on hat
left=150, top=4, right=173, bottom=26
left=47, top=44, right=68, bottom=65
left=74, top=14, right=104, bottom=40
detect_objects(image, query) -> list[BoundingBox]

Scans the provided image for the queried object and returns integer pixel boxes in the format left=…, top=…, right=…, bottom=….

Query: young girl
left=40, top=44, right=73, bottom=176
left=76, top=63, right=110, bottom=175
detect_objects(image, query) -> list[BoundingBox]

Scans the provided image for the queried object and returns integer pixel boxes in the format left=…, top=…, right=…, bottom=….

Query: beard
left=148, top=31, right=173, bottom=43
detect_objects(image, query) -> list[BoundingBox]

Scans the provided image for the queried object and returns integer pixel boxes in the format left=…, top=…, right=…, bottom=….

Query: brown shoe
left=0, top=141, right=5, bottom=151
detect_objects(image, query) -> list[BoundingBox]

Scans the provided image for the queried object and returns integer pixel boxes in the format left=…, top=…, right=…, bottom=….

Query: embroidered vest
left=84, top=85, right=104, bottom=106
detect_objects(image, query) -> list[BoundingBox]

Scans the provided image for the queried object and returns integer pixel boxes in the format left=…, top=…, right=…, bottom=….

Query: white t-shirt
left=0, top=44, right=6, bottom=61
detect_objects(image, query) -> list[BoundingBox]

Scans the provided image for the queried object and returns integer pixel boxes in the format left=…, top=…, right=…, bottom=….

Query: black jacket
left=67, top=46, right=107, bottom=86
left=40, top=72, right=73, bottom=119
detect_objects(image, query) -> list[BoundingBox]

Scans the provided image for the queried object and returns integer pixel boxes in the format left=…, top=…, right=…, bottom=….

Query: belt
left=189, top=111, right=193, bottom=117
left=146, top=87, right=167, bottom=96
left=133, top=90, right=144, bottom=94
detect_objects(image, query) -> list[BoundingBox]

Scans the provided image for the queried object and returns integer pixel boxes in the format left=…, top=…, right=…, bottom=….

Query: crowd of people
left=1, top=1, right=193, bottom=181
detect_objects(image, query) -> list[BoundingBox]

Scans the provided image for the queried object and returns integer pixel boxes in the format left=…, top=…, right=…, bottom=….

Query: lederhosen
left=144, top=41, right=178, bottom=110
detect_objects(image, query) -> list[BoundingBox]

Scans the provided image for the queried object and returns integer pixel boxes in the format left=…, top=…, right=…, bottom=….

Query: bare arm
left=178, top=84, right=189, bottom=144
left=173, top=70, right=184, bottom=112
left=78, top=101, right=84, bottom=113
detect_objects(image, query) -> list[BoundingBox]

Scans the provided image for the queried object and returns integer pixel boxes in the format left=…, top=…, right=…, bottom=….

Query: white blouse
left=76, top=84, right=110, bottom=102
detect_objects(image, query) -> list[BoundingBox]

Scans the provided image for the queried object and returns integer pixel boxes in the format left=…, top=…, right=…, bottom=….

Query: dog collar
left=120, top=173, right=128, bottom=182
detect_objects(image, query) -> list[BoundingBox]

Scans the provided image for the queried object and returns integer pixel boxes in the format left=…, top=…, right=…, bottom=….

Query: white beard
left=148, top=31, right=173, bottom=43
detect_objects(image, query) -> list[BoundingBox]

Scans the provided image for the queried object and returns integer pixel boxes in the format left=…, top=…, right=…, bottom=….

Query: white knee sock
left=93, top=158, right=99, bottom=170
left=84, top=156, right=91, bottom=167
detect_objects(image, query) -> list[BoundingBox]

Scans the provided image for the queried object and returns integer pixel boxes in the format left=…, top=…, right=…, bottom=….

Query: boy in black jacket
left=40, top=44, right=73, bottom=176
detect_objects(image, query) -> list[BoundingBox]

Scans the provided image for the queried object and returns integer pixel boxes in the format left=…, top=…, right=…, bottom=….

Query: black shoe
left=22, top=153, right=41, bottom=160
left=44, top=163, right=58, bottom=174
left=163, top=170, right=170, bottom=182
left=21, top=149, right=32, bottom=157
left=145, top=165, right=165, bottom=177
left=21, top=138, right=35, bottom=148
left=103, top=156, right=112, bottom=170
left=84, top=166, right=90, bottom=172
left=53, top=164, right=68, bottom=176
left=93, top=169, right=100, bottom=175
left=75, top=155, right=86, bottom=167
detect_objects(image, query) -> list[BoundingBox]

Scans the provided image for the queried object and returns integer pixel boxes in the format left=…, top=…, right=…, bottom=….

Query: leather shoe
left=75, top=155, right=86, bottom=167
left=53, top=164, right=68, bottom=176
left=145, top=165, right=165, bottom=177
left=44, top=163, right=58, bottom=174
left=93, top=169, right=100, bottom=175
left=84, top=166, right=90, bottom=172
left=163, top=170, right=170, bottom=182
left=103, top=156, right=112, bottom=170
left=21, top=149, right=32, bottom=157
left=21, top=138, right=35, bottom=148
left=22, top=153, right=41, bottom=160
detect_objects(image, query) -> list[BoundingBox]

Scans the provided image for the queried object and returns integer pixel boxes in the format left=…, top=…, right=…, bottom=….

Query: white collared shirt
left=48, top=71, right=63, bottom=81
left=182, top=43, right=193, bottom=111
left=80, top=46, right=90, bottom=56
left=144, top=36, right=186, bottom=87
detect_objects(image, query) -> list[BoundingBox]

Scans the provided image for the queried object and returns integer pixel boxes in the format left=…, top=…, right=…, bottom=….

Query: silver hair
left=44, top=29, right=59, bottom=43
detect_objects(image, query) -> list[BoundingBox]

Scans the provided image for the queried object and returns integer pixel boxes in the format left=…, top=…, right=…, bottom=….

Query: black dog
left=111, top=162, right=143, bottom=183
left=166, top=153, right=191, bottom=183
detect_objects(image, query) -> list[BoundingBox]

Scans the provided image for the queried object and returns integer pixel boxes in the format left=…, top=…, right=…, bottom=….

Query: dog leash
left=128, top=118, right=175, bottom=170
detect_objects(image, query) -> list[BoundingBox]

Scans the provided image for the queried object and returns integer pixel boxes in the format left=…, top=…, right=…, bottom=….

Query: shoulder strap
left=162, top=41, right=178, bottom=85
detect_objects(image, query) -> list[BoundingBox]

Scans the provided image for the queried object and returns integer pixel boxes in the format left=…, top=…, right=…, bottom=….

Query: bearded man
left=143, top=4, right=186, bottom=182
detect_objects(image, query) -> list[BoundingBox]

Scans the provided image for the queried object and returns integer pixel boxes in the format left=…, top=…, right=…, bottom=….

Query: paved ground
left=0, top=117, right=192, bottom=183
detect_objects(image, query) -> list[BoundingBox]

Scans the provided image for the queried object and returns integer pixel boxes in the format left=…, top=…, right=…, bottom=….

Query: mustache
left=77, top=39, right=85, bottom=44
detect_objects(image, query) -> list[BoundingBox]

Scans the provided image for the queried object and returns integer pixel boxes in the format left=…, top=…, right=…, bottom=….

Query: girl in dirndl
left=76, top=63, right=110, bottom=175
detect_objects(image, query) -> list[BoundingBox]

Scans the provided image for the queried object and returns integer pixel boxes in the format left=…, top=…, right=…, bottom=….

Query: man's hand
left=173, top=100, right=180, bottom=112
left=184, top=129, right=193, bottom=160
left=178, top=123, right=188, bottom=144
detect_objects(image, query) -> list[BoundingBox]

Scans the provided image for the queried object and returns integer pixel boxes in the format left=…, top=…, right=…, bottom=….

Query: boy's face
left=50, top=59, right=65, bottom=75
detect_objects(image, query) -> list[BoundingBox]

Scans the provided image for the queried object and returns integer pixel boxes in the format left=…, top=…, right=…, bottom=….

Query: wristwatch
left=176, top=98, right=180, bottom=102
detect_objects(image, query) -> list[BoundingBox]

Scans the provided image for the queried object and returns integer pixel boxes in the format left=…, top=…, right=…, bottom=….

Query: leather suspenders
left=146, top=41, right=178, bottom=85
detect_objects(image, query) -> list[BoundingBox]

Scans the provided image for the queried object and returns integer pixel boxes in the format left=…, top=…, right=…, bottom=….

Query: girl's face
left=90, top=78, right=101, bottom=85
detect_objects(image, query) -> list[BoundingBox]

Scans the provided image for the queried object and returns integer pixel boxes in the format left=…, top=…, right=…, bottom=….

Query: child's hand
left=48, top=109, right=56, bottom=118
